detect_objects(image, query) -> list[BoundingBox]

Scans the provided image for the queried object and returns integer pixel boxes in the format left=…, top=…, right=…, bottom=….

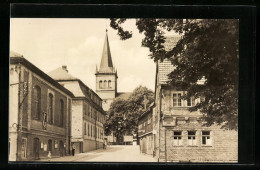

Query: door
left=33, top=138, right=40, bottom=160
left=59, top=141, right=64, bottom=156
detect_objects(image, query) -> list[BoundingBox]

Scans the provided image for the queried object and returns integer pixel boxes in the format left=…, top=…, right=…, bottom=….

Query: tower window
left=108, top=80, right=111, bottom=88
left=104, top=80, right=107, bottom=88
left=99, top=80, right=102, bottom=88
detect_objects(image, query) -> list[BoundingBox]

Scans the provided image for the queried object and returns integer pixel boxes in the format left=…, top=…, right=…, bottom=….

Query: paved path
left=38, top=145, right=157, bottom=162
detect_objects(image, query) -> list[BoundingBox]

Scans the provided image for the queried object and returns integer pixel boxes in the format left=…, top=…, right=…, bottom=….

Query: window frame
left=173, top=131, right=182, bottom=146
left=173, top=93, right=182, bottom=107
left=201, top=131, right=212, bottom=146
left=33, top=85, right=41, bottom=120
left=187, top=131, right=197, bottom=146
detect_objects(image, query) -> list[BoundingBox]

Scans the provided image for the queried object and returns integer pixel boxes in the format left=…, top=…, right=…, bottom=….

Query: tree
left=104, top=86, right=154, bottom=143
left=110, top=19, right=238, bottom=130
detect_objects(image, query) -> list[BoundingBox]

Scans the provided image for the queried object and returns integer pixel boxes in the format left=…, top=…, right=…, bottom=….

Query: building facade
left=48, top=66, right=105, bottom=153
left=141, top=36, right=238, bottom=162
left=9, top=52, right=74, bottom=161
left=138, top=103, right=155, bottom=155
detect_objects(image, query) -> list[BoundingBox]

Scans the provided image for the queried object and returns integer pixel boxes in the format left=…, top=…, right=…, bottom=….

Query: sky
left=10, top=18, right=158, bottom=92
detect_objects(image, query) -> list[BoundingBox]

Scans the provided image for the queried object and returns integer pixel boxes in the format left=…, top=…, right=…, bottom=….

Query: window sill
left=187, top=145, right=198, bottom=147
left=201, top=145, right=212, bottom=147
left=172, top=145, right=184, bottom=147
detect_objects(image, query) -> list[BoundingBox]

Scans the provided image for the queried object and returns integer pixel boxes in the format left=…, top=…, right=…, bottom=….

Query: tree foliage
left=104, top=86, right=154, bottom=143
left=110, top=19, right=238, bottom=130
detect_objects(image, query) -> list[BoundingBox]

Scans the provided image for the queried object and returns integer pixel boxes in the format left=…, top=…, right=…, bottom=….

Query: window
left=33, top=86, right=41, bottom=120
left=173, top=131, right=182, bottom=146
left=48, top=140, right=52, bottom=151
left=173, top=93, right=182, bottom=107
left=188, top=131, right=196, bottom=145
left=108, top=80, right=111, bottom=88
left=91, top=125, right=92, bottom=137
left=104, top=80, right=107, bottom=88
left=21, top=138, right=27, bottom=158
left=187, top=97, right=196, bottom=107
left=48, top=93, right=53, bottom=124
left=99, top=80, right=102, bottom=88
left=88, top=124, right=90, bottom=136
left=84, top=122, right=87, bottom=135
left=202, top=131, right=212, bottom=146
left=60, top=99, right=64, bottom=127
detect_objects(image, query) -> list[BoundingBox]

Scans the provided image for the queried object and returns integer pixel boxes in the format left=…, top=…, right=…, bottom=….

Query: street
left=38, top=145, right=157, bottom=162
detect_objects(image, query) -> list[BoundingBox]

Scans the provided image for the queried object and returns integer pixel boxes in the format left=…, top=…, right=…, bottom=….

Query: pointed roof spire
left=99, top=30, right=114, bottom=73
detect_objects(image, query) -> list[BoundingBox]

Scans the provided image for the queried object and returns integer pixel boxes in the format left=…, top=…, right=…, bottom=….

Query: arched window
left=108, top=80, right=111, bottom=88
left=48, top=139, right=52, bottom=151
left=33, top=86, right=41, bottom=120
left=48, top=93, right=53, bottom=124
left=91, top=125, right=92, bottom=137
left=104, top=80, right=107, bottom=88
left=99, top=80, right=102, bottom=88
left=88, top=124, right=90, bottom=136
left=60, top=99, right=64, bottom=127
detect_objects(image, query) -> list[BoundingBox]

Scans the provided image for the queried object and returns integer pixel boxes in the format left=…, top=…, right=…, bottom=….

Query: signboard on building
left=123, top=136, right=133, bottom=142
left=162, top=116, right=176, bottom=126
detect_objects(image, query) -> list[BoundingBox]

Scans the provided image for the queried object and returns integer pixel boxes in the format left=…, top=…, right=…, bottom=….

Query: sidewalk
left=38, top=147, right=113, bottom=162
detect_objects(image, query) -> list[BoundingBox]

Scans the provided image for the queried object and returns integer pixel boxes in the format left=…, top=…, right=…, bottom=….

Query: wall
left=159, top=121, right=238, bottom=162
left=71, top=100, right=83, bottom=139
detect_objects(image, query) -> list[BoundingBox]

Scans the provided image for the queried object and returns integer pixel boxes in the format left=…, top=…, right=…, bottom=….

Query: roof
left=10, top=55, right=74, bottom=98
left=48, top=66, right=76, bottom=81
left=138, top=102, right=155, bottom=121
left=116, top=92, right=132, bottom=100
left=98, top=31, right=116, bottom=74
left=10, top=51, right=23, bottom=58
left=48, top=66, right=103, bottom=101
left=158, top=36, right=181, bottom=84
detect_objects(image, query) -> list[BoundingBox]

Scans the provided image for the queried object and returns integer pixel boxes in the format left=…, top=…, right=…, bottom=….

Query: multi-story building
left=9, top=52, right=74, bottom=161
left=138, top=103, right=155, bottom=155
left=48, top=66, right=105, bottom=153
left=142, top=36, right=238, bottom=162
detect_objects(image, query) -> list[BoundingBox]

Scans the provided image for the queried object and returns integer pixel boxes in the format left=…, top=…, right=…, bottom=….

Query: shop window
left=188, top=131, right=196, bottom=145
left=32, top=86, right=41, bottom=120
left=173, top=131, right=182, bottom=146
left=202, top=131, right=212, bottom=146
left=48, top=140, right=52, bottom=151
left=173, top=93, right=182, bottom=107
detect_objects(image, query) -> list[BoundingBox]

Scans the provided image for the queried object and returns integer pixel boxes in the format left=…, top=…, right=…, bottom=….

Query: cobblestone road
left=38, top=145, right=157, bottom=162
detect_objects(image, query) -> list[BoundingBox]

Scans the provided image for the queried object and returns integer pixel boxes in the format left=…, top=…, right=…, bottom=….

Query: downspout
left=158, top=87, right=162, bottom=162
left=16, top=63, right=21, bottom=161
left=165, top=128, right=167, bottom=162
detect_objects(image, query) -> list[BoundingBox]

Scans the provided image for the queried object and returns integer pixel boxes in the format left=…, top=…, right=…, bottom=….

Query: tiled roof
left=48, top=66, right=76, bottom=81
left=59, top=81, right=85, bottom=97
left=116, top=92, right=132, bottom=100
left=158, top=36, right=181, bottom=84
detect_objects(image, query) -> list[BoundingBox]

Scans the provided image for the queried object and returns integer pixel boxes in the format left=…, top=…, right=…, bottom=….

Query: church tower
left=95, top=30, right=118, bottom=111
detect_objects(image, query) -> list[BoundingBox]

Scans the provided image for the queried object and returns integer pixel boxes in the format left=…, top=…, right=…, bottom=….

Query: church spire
left=99, top=30, right=114, bottom=73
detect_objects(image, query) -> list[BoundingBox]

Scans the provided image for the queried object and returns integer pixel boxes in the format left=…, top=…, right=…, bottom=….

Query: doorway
left=33, top=138, right=40, bottom=160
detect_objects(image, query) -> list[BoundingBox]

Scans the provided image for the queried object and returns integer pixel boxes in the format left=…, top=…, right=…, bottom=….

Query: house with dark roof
left=48, top=65, right=106, bottom=153
left=9, top=52, right=74, bottom=161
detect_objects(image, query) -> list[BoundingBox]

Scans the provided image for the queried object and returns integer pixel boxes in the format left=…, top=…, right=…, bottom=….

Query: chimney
left=62, top=65, right=68, bottom=72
